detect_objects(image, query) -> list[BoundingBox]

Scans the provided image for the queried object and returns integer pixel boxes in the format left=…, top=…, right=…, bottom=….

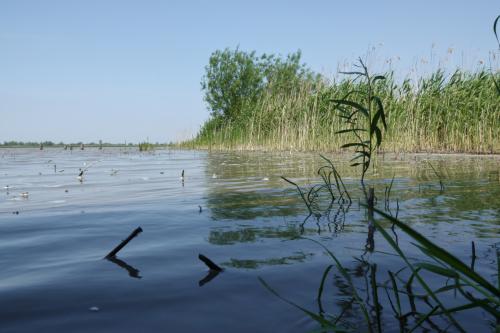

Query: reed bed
left=183, top=69, right=499, bottom=153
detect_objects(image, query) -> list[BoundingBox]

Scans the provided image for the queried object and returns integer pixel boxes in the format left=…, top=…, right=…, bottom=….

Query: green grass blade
left=331, top=100, right=369, bottom=118
left=371, top=218, right=466, bottom=332
left=413, top=263, right=459, bottom=278
left=388, top=271, right=402, bottom=315
left=374, top=127, right=382, bottom=147
left=317, top=265, right=333, bottom=314
left=408, top=306, right=439, bottom=333
left=371, top=206, right=500, bottom=298
left=371, top=96, right=387, bottom=129
left=336, top=128, right=367, bottom=134
left=431, top=300, right=498, bottom=316
left=258, top=277, right=346, bottom=331
left=281, top=176, right=313, bottom=215
left=370, top=264, right=382, bottom=333
left=341, top=142, right=369, bottom=149
left=304, top=237, right=373, bottom=332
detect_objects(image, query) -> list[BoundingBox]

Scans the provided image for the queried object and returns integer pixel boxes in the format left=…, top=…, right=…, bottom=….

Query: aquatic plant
left=263, top=19, right=500, bottom=329
left=281, top=154, right=351, bottom=218
left=332, top=58, right=387, bottom=182
left=261, top=215, right=500, bottom=331
left=269, top=154, right=499, bottom=330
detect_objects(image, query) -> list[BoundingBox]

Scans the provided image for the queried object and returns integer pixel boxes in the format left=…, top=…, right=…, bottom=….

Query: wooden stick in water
left=198, top=254, right=223, bottom=272
left=105, top=227, right=143, bottom=258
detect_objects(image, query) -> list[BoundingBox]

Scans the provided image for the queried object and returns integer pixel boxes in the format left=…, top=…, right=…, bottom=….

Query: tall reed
left=183, top=69, right=499, bottom=153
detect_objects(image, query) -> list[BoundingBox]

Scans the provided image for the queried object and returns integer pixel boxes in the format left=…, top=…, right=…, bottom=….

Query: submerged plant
left=281, top=154, right=351, bottom=218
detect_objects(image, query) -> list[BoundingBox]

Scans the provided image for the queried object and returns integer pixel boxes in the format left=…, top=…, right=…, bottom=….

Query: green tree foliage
left=201, top=48, right=316, bottom=123
left=201, top=48, right=264, bottom=120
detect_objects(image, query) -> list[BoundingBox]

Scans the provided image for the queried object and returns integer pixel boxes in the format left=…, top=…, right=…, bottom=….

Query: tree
left=201, top=48, right=266, bottom=121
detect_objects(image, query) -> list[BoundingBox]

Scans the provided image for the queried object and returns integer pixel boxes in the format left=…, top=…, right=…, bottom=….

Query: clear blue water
left=0, top=148, right=499, bottom=332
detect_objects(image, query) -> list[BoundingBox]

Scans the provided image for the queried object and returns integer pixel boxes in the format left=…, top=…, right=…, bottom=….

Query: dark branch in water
left=198, top=254, right=223, bottom=272
left=105, top=227, right=143, bottom=258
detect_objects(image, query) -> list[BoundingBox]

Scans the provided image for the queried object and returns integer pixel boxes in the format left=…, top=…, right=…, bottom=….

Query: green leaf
left=388, top=271, right=401, bottom=315
left=336, top=128, right=366, bottom=134
left=372, top=75, right=386, bottom=84
left=351, top=151, right=371, bottom=161
left=371, top=109, right=381, bottom=134
left=339, top=71, right=365, bottom=76
left=414, top=263, right=459, bottom=278
left=372, top=218, right=466, bottom=332
left=371, top=96, right=387, bottom=130
left=494, top=15, right=500, bottom=47
left=432, top=301, right=488, bottom=316
left=258, top=277, right=346, bottom=331
left=281, top=176, right=313, bottom=215
left=433, top=284, right=467, bottom=294
left=317, top=265, right=333, bottom=314
left=408, top=306, right=439, bottom=333
left=374, top=127, right=382, bottom=147
left=341, top=142, right=369, bottom=149
left=331, top=100, right=369, bottom=118
left=372, top=207, right=500, bottom=299
left=303, top=238, right=373, bottom=330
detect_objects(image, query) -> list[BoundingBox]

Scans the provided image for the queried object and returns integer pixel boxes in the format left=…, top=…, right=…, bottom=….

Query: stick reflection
left=198, top=269, right=221, bottom=287
left=107, top=257, right=142, bottom=279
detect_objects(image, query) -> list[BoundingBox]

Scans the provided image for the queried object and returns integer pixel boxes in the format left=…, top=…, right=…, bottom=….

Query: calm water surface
left=0, top=148, right=499, bottom=332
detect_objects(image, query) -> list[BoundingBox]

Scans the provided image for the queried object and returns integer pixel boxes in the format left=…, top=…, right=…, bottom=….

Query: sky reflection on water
left=0, top=148, right=499, bottom=332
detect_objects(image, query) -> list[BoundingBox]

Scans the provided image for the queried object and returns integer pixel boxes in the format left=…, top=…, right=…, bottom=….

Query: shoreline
left=173, top=144, right=500, bottom=157
left=3, top=145, right=500, bottom=157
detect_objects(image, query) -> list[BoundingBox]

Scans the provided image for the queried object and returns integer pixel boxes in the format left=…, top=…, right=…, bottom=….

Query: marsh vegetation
left=184, top=46, right=499, bottom=153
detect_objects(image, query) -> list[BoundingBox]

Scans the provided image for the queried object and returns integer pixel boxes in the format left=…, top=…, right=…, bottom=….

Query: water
left=0, top=148, right=499, bottom=332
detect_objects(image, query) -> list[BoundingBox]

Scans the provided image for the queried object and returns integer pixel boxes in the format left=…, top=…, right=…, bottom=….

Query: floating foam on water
left=50, top=200, right=66, bottom=204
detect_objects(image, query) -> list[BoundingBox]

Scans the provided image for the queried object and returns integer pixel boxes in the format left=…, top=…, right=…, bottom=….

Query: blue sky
left=1, top=0, right=499, bottom=143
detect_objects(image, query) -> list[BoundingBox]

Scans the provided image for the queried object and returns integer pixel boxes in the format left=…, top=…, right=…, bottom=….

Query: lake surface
left=0, top=148, right=499, bottom=332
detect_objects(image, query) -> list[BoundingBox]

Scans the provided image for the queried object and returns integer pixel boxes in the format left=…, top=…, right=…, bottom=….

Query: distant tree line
left=0, top=141, right=154, bottom=147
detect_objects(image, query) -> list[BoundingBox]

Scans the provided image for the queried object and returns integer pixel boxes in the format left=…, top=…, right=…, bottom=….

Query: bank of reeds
left=138, top=141, right=155, bottom=151
left=184, top=69, right=499, bottom=153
